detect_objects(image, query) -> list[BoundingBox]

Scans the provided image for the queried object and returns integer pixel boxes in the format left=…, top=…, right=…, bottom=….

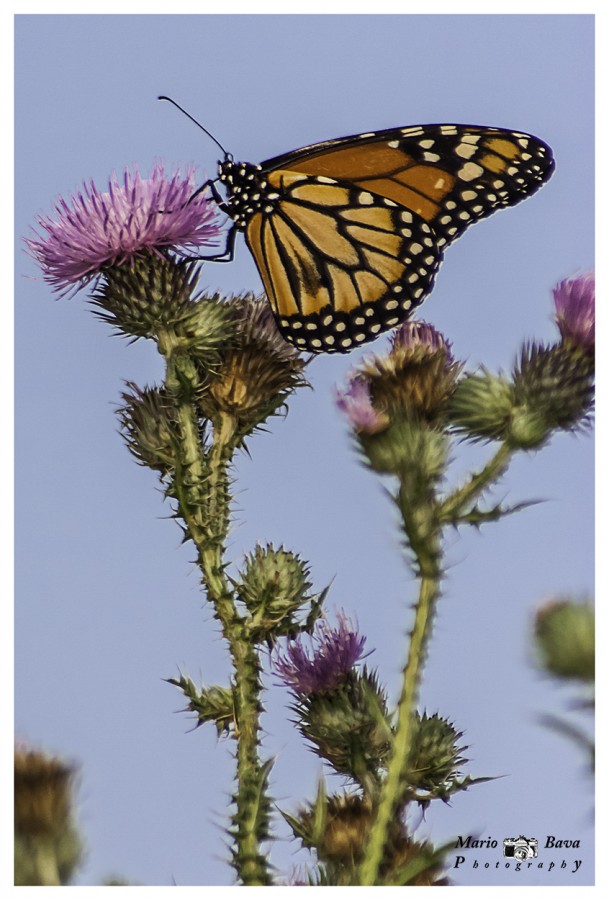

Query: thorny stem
left=162, top=338, right=272, bottom=885
left=359, top=532, right=441, bottom=885
left=361, top=442, right=513, bottom=884
left=438, top=442, right=513, bottom=522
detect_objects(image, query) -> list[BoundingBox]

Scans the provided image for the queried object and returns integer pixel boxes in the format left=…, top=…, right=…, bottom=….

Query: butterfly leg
left=177, top=224, right=238, bottom=262
left=188, top=178, right=228, bottom=211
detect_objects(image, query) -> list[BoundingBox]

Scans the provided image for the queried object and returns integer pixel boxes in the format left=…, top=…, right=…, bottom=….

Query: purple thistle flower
left=335, top=375, right=389, bottom=434
left=553, top=271, right=595, bottom=354
left=274, top=616, right=369, bottom=696
left=25, top=163, right=224, bottom=294
left=390, top=320, right=453, bottom=360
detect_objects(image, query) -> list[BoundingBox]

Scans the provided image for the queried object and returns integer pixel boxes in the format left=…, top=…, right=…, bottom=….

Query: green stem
left=361, top=443, right=515, bottom=883
left=359, top=561, right=441, bottom=885
left=162, top=344, right=272, bottom=885
left=438, top=442, right=513, bottom=522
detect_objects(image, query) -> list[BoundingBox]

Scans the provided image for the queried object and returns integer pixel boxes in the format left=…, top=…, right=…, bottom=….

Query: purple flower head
left=335, top=374, right=389, bottom=434
left=25, top=163, right=224, bottom=294
left=274, top=615, right=369, bottom=696
left=553, top=271, right=595, bottom=354
left=390, top=320, right=453, bottom=361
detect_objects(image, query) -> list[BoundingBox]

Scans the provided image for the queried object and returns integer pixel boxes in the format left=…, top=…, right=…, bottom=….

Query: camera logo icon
left=503, top=836, right=538, bottom=860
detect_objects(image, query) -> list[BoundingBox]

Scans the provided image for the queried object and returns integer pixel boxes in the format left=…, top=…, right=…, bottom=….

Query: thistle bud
left=292, top=792, right=374, bottom=865
left=359, top=321, right=462, bottom=424
left=295, top=669, right=391, bottom=778
left=237, top=544, right=313, bottom=640
left=14, top=747, right=82, bottom=885
left=389, top=835, right=449, bottom=885
left=289, top=792, right=447, bottom=884
left=197, top=296, right=308, bottom=436
left=509, top=342, right=594, bottom=448
left=359, top=417, right=449, bottom=479
left=405, top=712, right=467, bottom=794
left=117, top=383, right=180, bottom=475
left=448, top=370, right=515, bottom=442
left=534, top=598, right=594, bottom=682
left=172, top=295, right=236, bottom=365
left=91, top=253, right=200, bottom=338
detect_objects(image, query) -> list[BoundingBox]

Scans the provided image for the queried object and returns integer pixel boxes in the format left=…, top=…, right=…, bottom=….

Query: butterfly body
left=212, top=124, right=555, bottom=353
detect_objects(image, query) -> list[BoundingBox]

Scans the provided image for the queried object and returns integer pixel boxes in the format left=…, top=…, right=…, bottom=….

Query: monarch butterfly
left=160, top=98, right=554, bottom=354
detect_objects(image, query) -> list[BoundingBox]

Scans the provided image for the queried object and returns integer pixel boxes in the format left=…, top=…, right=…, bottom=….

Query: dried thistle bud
left=290, top=791, right=447, bottom=884
left=117, top=383, right=180, bottom=475
left=237, top=544, right=313, bottom=640
left=406, top=712, right=468, bottom=794
left=388, top=835, right=449, bottom=885
left=359, top=320, right=462, bottom=424
left=448, top=370, right=515, bottom=442
left=14, top=747, right=82, bottom=885
left=198, top=296, right=308, bottom=436
left=509, top=342, right=594, bottom=448
left=14, top=748, right=74, bottom=837
left=534, top=598, right=594, bottom=682
left=294, top=793, right=374, bottom=865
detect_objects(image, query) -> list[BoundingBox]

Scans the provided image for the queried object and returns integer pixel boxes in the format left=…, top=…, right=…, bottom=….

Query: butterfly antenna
left=158, top=95, right=230, bottom=158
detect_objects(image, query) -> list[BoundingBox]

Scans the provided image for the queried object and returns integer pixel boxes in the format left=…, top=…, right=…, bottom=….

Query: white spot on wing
left=455, top=143, right=477, bottom=159
left=458, top=162, right=484, bottom=181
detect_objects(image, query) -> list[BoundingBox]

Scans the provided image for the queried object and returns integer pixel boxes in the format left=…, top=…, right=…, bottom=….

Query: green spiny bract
left=91, top=253, right=200, bottom=339
left=117, top=382, right=182, bottom=476
left=448, top=370, right=515, bottom=442
left=293, top=668, right=391, bottom=781
left=509, top=342, right=594, bottom=448
left=403, top=711, right=468, bottom=796
left=167, top=674, right=236, bottom=736
left=360, top=416, right=450, bottom=480
left=171, top=294, right=236, bottom=366
left=534, top=598, right=595, bottom=682
left=237, top=544, right=318, bottom=642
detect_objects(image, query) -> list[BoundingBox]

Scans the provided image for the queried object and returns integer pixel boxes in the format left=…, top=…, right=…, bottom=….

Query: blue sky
left=14, top=13, right=594, bottom=887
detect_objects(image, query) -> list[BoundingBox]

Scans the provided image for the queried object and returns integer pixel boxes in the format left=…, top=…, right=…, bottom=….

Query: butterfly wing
left=244, top=170, right=443, bottom=353
left=261, top=124, right=555, bottom=249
